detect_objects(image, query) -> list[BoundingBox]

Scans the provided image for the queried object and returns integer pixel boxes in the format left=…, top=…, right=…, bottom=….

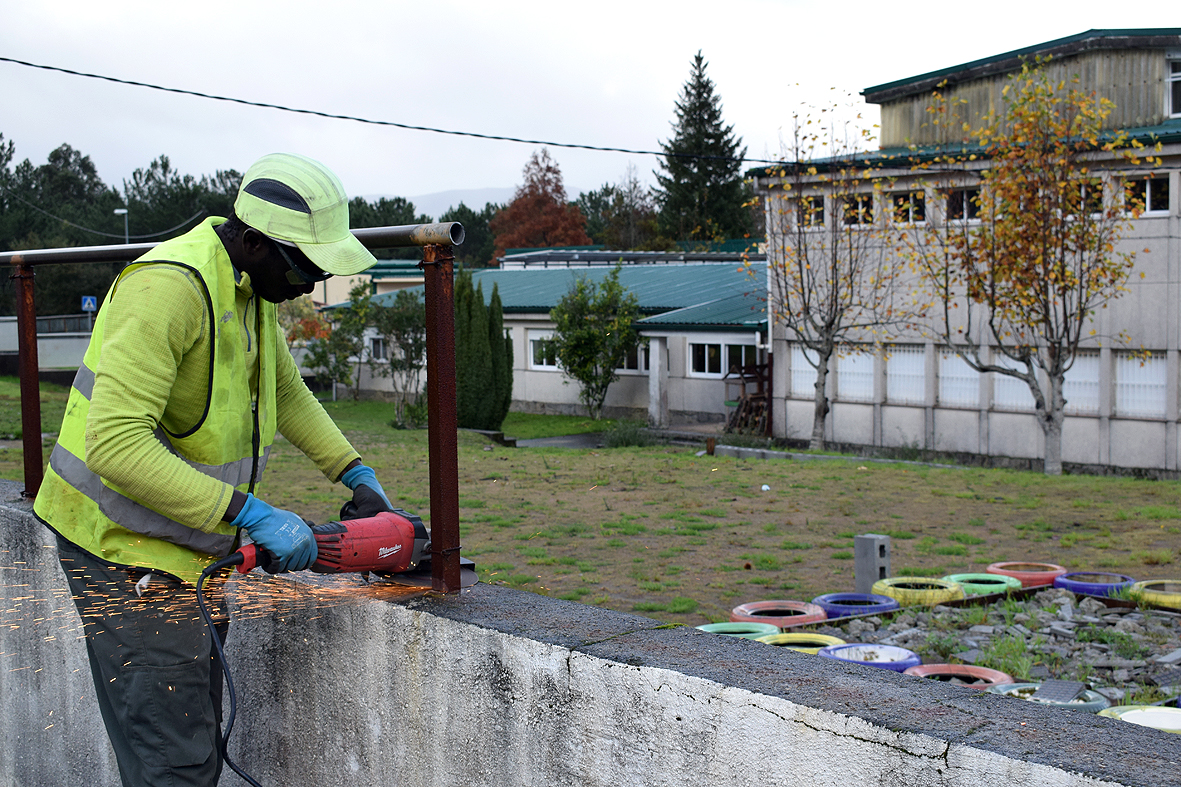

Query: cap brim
left=296, top=232, right=377, bottom=277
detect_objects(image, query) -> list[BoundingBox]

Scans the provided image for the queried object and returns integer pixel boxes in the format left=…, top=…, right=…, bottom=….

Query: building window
left=991, top=355, right=1036, bottom=411
left=726, top=344, right=758, bottom=372
left=1171, top=60, right=1181, bottom=118
left=886, top=345, right=925, bottom=404
left=939, top=350, right=979, bottom=408
left=946, top=187, right=981, bottom=221
left=1127, top=177, right=1170, bottom=215
left=1068, top=179, right=1104, bottom=217
left=1116, top=351, right=1166, bottom=418
left=837, top=350, right=874, bottom=402
left=790, top=344, right=818, bottom=397
left=892, top=191, right=926, bottom=224
left=690, top=343, right=723, bottom=376
left=618, top=344, right=649, bottom=372
left=530, top=334, right=558, bottom=369
left=1062, top=351, right=1100, bottom=415
left=841, top=194, right=874, bottom=226
left=369, top=337, right=387, bottom=361
left=796, top=196, right=825, bottom=227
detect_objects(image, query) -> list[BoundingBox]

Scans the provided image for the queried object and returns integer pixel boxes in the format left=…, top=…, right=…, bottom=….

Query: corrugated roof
left=637, top=290, right=766, bottom=331
left=366, top=263, right=766, bottom=317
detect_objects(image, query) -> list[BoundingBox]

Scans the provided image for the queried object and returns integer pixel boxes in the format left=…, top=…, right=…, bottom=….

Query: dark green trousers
left=56, top=535, right=229, bottom=787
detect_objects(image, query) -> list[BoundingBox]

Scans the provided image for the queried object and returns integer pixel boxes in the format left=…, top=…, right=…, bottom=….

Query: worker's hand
left=341, top=464, right=393, bottom=514
left=230, top=494, right=317, bottom=573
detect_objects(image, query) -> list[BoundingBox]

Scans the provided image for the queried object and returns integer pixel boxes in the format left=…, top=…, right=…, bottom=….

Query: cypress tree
left=488, top=283, right=513, bottom=428
left=654, top=51, right=750, bottom=242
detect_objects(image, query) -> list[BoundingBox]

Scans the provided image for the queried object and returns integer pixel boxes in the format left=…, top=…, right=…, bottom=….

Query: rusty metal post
left=12, top=262, right=43, bottom=497
left=421, top=244, right=461, bottom=592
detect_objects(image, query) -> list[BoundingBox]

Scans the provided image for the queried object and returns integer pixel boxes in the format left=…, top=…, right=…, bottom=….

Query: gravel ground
left=806, top=590, right=1181, bottom=704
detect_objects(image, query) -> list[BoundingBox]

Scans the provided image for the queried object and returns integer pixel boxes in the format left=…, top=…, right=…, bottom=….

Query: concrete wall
left=4, top=480, right=1178, bottom=787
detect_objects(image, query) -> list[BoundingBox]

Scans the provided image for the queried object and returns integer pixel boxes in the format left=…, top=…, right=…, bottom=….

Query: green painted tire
left=755, top=633, right=846, bottom=654
left=696, top=622, right=780, bottom=639
left=1131, top=580, right=1181, bottom=610
left=986, top=682, right=1110, bottom=713
left=872, top=577, right=964, bottom=606
left=942, top=573, right=1021, bottom=596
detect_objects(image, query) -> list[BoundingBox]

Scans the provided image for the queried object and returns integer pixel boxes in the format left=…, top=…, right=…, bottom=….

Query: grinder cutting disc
left=379, top=556, right=479, bottom=588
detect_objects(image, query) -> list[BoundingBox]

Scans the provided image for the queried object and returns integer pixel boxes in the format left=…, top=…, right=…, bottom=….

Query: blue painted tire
left=810, top=593, right=901, bottom=619
left=1053, top=572, right=1135, bottom=598
left=696, top=622, right=780, bottom=639
left=817, top=643, right=922, bottom=672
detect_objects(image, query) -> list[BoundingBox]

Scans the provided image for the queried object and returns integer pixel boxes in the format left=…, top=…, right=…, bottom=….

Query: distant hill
left=360, top=188, right=515, bottom=222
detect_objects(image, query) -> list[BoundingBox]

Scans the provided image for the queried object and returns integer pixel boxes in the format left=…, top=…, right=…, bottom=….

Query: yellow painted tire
left=1098, top=705, right=1181, bottom=733
left=755, top=633, right=846, bottom=654
left=1132, top=580, right=1181, bottom=610
left=872, top=577, right=964, bottom=607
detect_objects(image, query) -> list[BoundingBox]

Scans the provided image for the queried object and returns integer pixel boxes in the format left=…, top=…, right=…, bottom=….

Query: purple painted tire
left=1053, top=572, right=1135, bottom=598
left=810, top=593, right=901, bottom=619
left=817, top=643, right=922, bottom=672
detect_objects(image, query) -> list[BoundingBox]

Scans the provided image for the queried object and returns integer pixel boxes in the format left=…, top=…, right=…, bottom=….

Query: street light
left=113, top=208, right=128, bottom=244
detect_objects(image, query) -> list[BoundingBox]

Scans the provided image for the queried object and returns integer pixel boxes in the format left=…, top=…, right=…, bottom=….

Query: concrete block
left=854, top=534, right=890, bottom=594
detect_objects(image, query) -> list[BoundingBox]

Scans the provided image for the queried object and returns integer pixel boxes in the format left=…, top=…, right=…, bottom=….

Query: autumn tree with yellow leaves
left=765, top=105, right=913, bottom=450
left=898, top=60, right=1160, bottom=475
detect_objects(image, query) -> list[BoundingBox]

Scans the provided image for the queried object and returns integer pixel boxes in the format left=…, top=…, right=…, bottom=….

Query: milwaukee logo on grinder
left=378, top=545, right=403, bottom=559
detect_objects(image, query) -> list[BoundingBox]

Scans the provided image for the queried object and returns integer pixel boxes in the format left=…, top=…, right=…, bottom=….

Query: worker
left=34, top=153, right=395, bottom=787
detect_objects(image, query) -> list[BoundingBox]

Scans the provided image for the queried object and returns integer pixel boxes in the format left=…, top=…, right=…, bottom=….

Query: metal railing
left=2, top=221, right=466, bottom=593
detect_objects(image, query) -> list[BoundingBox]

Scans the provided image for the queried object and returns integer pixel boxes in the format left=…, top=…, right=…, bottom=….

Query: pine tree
left=487, top=284, right=513, bottom=427
left=655, top=51, right=750, bottom=242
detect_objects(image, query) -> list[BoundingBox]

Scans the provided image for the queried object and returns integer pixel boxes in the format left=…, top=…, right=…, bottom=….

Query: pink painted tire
left=903, top=663, right=1014, bottom=689
left=730, top=600, right=827, bottom=628
left=985, top=562, right=1067, bottom=588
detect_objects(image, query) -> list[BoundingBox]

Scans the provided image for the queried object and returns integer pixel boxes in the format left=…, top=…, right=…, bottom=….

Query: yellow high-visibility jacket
left=35, top=218, right=359, bottom=584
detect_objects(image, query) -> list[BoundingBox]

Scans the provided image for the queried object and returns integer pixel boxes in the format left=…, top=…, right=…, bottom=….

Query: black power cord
left=196, top=552, right=263, bottom=787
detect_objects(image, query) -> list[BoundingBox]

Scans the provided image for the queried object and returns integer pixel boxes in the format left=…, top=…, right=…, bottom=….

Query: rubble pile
left=809, top=589, right=1181, bottom=703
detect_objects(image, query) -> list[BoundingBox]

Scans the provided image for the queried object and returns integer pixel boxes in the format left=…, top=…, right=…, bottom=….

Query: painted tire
left=986, top=682, right=1110, bottom=713
left=730, top=600, right=827, bottom=628
left=1131, top=580, right=1181, bottom=610
left=871, top=577, right=964, bottom=607
left=1053, top=572, right=1135, bottom=598
left=985, top=562, right=1067, bottom=588
left=942, top=573, right=1021, bottom=596
left=755, top=633, right=846, bottom=654
left=1098, top=705, right=1181, bottom=733
left=817, top=643, right=922, bottom=672
left=696, top=622, right=781, bottom=639
left=903, top=663, right=1014, bottom=689
left=810, top=593, right=901, bottom=619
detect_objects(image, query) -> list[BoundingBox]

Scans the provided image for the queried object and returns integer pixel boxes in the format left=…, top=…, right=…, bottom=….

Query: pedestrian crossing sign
left=81, top=295, right=97, bottom=312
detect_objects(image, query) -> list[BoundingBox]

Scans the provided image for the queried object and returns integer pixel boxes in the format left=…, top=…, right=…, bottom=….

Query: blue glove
left=230, top=494, right=317, bottom=573
left=341, top=464, right=393, bottom=510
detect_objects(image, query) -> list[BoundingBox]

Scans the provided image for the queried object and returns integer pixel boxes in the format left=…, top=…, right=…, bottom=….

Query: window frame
left=945, top=186, right=982, bottom=222
left=369, top=336, right=387, bottom=362
left=1126, top=176, right=1170, bottom=216
left=841, top=193, right=874, bottom=227
left=795, top=195, right=825, bottom=229
left=529, top=331, right=559, bottom=370
left=891, top=190, right=926, bottom=225
left=1170, top=59, right=1181, bottom=118
left=689, top=342, right=724, bottom=378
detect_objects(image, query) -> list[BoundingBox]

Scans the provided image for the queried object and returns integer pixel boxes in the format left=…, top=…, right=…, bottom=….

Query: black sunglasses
left=272, top=239, right=331, bottom=285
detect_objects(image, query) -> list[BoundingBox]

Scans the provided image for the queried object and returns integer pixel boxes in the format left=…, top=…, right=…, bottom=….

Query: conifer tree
left=454, top=268, right=512, bottom=430
left=655, top=51, right=750, bottom=242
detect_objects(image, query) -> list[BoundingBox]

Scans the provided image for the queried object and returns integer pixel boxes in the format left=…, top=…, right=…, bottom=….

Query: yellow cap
left=234, top=153, right=377, bottom=276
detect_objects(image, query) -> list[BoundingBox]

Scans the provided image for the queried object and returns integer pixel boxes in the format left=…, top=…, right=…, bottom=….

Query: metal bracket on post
left=11, top=262, right=43, bottom=497
left=420, top=244, right=461, bottom=593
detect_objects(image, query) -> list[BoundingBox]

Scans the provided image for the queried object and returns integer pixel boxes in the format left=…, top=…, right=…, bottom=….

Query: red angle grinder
left=230, top=509, right=432, bottom=576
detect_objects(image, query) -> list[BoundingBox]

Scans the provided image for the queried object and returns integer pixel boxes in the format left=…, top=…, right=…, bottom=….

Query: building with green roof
left=750, top=29, right=1181, bottom=473
left=351, top=255, right=768, bottom=425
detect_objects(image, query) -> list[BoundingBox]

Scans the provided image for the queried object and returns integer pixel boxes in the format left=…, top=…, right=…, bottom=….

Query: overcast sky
left=0, top=1, right=1152, bottom=217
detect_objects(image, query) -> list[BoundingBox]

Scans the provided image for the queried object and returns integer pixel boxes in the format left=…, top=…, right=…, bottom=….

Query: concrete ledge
left=3, top=479, right=1178, bottom=787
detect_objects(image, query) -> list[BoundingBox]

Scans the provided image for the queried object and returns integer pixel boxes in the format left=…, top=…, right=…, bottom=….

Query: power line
left=0, top=185, right=206, bottom=239
left=0, top=55, right=783, bottom=166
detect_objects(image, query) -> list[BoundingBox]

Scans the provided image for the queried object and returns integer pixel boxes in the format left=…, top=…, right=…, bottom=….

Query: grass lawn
left=7, top=384, right=1181, bottom=626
